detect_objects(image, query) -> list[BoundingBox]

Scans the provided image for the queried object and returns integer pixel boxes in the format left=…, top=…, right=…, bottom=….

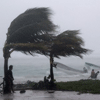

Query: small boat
left=53, top=62, right=87, bottom=73
left=85, top=62, right=100, bottom=68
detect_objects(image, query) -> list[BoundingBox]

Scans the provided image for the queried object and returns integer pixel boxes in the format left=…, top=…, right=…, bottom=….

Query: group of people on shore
left=83, top=67, right=99, bottom=79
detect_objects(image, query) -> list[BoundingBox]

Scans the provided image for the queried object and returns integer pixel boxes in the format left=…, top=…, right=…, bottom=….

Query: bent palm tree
left=48, top=30, right=91, bottom=86
left=3, top=7, right=57, bottom=94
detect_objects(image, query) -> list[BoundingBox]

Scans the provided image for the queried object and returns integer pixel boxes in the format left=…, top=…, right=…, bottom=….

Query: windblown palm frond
left=51, top=30, right=91, bottom=58
left=4, top=7, right=58, bottom=57
left=6, top=7, right=57, bottom=44
left=4, top=43, right=49, bottom=56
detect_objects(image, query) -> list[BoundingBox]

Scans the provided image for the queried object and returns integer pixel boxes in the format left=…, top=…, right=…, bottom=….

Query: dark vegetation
left=14, top=79, right=100, bottom=94
left=56, top=80, right=100, bottom=94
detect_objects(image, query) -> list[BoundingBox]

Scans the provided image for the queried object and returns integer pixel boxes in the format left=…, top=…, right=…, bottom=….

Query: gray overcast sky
left=0, top=0, right=100, bottom=58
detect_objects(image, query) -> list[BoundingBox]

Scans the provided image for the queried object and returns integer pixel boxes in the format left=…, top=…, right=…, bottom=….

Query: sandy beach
left=0, top=90, right=100, bottom=100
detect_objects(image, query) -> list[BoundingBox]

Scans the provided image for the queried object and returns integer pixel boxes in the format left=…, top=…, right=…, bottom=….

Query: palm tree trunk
left=3, top=57, right=10, bottom=94
left=3, top=48, right=10, bottom=94
left=50, top=53, right=54, bottom=89
left=4, top=58, right=8, bottom=77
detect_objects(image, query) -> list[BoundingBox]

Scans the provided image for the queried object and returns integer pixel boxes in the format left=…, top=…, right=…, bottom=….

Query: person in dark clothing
left=7, top=65, right=14, bottom=93
left=95, top=71, right=99, bottom=79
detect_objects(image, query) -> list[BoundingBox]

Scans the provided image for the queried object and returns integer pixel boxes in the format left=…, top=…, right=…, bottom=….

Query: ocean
left=0, top=56, right=100, bottom=84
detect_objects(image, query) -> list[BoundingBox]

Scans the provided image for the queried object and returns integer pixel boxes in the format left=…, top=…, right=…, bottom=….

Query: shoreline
left=1, top=80, right=100, bottom=100
left=12, top=79, right=100, bottom=94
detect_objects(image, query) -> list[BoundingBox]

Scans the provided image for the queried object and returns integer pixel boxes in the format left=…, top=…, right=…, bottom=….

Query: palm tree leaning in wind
left=3, top=7, right=57, bottom=94
left=48, top=30, right=91, bottom=88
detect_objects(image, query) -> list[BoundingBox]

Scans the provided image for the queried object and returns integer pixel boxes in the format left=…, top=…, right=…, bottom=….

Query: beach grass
left=56, top=79, right=100, bottom=94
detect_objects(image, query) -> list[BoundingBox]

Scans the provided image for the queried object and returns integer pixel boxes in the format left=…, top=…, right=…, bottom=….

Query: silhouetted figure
left=7, top=65, right=14, bottom=93
left=95, top=71, right=99, bottom=79
left=44, top=76, right=49, bottom=89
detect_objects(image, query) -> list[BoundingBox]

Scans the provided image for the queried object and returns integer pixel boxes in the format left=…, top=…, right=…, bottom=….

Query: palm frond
left=7, top=7, right=57, bottom=44
left=51, top=30, right=92, bottom=58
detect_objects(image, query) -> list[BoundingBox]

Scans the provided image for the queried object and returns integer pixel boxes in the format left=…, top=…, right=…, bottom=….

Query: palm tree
left=3, top=7, right=91, bottom=92
left=48, top=30, right=91, bottom=87
left=3, top=7, right=57, bottom=93
left=4, top=7, right=57, bottom=75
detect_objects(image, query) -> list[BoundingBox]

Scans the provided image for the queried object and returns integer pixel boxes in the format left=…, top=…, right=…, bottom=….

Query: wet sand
left=0, top=90, right=100, bottom=100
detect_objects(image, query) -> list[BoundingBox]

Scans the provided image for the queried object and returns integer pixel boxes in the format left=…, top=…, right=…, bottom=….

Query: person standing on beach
left=7, top=65, right=14, bottom=93
left=90, top=69, right=95, bottom=78
left=95, top=71, right=99, bottom=79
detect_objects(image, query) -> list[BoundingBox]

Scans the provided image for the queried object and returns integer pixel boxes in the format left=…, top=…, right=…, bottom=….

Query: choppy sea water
left=0, top=56, right=100, bottom=84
